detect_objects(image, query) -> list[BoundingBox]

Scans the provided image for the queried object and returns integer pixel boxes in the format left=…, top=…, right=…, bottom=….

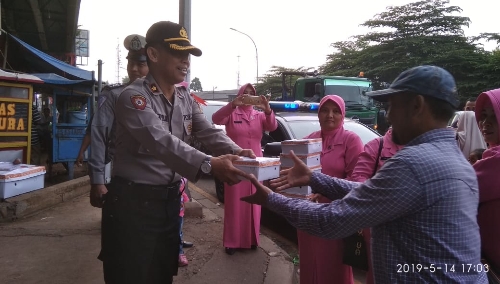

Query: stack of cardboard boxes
left=279, top=138, right=322, bottom=198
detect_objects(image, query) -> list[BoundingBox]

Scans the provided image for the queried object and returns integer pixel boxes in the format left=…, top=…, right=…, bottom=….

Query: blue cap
left=366, top=65, right=459, bottom=108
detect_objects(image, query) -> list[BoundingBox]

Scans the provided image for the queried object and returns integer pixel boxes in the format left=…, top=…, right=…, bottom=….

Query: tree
left=190, top=77, right=203, bottom=92
left=255, top=66, right=315, bottom=100
left=320, top=0, right=500, bottom=101
left=122, top=76, right=129, bottom=84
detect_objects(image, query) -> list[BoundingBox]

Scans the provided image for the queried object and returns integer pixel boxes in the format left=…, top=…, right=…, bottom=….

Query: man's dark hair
left=466, top=97, right=477, bottom=103
left=424, top=96, right=456, bottom=122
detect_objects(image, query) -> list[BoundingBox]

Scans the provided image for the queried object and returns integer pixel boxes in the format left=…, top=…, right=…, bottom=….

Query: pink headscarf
left=475, top=88, right=500, bottom=147
left=237, top=83, right=256, bottom=115
left=472, top=88, right=500, bottom=269
left=318, top=95, right=345, bottom=136
left=473, top=88, right=500, bottom=203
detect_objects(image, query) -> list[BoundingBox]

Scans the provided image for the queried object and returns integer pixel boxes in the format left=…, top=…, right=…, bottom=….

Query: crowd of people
left=77, top=19, right=499, bottom=284
left=241, top=66, right=499, bottom=283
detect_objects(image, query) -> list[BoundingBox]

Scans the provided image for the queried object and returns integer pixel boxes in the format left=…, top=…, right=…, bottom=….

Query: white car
left=201, top=100, right=227, bottom=132
left=190, top=100, right=227, bottom=154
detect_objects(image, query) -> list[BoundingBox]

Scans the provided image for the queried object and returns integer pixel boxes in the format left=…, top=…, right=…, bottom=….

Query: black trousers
left=99, top=176, right=181, bottom=284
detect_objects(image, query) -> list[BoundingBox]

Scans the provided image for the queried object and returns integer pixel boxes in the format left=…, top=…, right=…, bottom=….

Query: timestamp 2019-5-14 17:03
left=397, top=263, right=490, bottom=273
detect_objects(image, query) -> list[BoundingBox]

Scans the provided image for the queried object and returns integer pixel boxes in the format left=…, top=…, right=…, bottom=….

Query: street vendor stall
left=0, top=70, right=46, bottom=198
left=32, top=73, right=94, bottom=180
left=0, top=69, right=43, bottom=163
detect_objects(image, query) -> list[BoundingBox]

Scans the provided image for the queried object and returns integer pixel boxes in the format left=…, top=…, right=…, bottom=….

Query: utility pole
left=179, top=0, right=192, bottom=85
left=116, top=38, right=121, bottom=84
left=237, top=55, right=240, bottom=89
left=98, top=59, right=103, bottom=95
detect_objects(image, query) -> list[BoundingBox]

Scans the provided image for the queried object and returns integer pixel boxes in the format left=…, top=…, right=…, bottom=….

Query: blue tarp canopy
left=31, top=73, right=90, bottom=85
left=9, top=35, right=94, bottom=81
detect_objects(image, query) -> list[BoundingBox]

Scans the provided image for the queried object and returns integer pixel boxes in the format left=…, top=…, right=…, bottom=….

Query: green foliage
left=255, top=66, right=314, bottom=99
left=122, top=76, right=129, bottom=84
left=190, top=77, right=203, bottom=92
left=320, top=0, right=500, bottom=102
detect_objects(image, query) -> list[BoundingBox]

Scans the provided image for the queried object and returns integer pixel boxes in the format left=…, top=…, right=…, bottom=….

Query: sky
left=78, top=0, right=499, bottom=91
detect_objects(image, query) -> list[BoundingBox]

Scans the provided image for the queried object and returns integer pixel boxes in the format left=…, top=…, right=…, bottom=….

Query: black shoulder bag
left=342, top=137, right=384, bottom=271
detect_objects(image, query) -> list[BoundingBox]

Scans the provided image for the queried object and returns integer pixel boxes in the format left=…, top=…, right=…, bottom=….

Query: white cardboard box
left=0, top=163, right=46, bottom=199
left=280, top=185, right=312, bottom=198
left=280, top=152, right=321, bottom=168
left=233, top=157, right=281, bottom=181
left=279, top=165, right=322, bottom=198
left=280, top=165, right=322, bottom=172
left=281, top=138, right=322, bottom=155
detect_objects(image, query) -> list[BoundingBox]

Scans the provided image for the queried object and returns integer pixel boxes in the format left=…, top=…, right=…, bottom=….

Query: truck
left=280, top=71, right=384, bottom=131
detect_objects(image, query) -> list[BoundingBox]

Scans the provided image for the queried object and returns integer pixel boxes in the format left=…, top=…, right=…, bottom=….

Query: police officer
left=98, top=21, right=255, bottom=284
left=86, top=34, right=149, bottom=206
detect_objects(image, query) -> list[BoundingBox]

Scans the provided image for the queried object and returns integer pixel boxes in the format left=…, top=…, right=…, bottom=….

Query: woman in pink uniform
left=212, top=83, right=278, bottom=255
left=473, top=88, right=500, bottom=273
left=350, top=128, right=404, bottom=284
left=300, top=95, right=363, bottom=284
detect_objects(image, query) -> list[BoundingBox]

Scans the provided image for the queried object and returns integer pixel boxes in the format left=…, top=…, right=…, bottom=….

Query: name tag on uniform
left=104, top=162, right=112, bottom=184
left=234, top=121, right=242, bottom=124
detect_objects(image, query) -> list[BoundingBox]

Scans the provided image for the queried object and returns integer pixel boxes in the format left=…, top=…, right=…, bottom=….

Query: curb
left=0, top=175, right=205, bottom=222
left=0, top=175, right=91, bottom=222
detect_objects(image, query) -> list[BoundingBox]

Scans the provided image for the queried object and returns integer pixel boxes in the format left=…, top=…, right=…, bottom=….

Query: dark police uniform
left=100, top=21, right=241, bottom=284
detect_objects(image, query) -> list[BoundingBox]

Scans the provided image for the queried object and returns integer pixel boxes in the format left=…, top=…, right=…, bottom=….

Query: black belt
left=111, top=176, right=181, bottom=200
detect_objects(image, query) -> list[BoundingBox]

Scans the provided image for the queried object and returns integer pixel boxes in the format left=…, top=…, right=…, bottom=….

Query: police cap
left=123, top=34, right=147, bottom=62
left=146, top=21, right=202, bottom=57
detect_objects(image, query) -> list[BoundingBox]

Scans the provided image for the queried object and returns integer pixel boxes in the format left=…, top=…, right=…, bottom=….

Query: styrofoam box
left=280, top=152, right=321, bottom=168
left=0, top=164, right=46, bottom=199
left=233, top=157, right=281, bottom=181
left=281, top=138, right=322, bottom=155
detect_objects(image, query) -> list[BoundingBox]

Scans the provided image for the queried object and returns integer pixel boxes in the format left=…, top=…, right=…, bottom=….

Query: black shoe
left=225, top=248, right=236, bottom=255
left=182, top=241, right=193, bottom=248
left=251, top=245, right=257, bottom=250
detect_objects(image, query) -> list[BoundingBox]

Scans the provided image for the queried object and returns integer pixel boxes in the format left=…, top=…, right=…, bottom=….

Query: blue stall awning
left=9, top=35, right=94, bottom=81
left=30, top=73, right=90, bottom=85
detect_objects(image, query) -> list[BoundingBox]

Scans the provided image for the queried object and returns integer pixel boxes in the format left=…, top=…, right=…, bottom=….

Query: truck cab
left=282, top=73, right=380, bottom=129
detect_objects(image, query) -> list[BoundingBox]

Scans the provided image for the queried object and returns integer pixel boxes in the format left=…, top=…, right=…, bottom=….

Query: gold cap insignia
left=180, top=27, right=188, bottom=39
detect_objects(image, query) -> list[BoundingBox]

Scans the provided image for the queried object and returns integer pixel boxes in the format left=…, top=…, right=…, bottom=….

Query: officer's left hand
left=240, top=174, right=273, bottom=205
left=236, top=149, right=257, bottom=159
left=90, top=184, right=108, bottom=208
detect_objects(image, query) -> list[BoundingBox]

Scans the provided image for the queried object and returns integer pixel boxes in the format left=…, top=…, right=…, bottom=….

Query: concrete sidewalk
left=0, top=176, right=297, bottom=284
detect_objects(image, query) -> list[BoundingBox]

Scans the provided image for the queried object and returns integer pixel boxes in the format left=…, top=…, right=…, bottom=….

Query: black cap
left=366, top=65, right=459, bottom=108
left=146, top=21, right=202, bottom=57
left=123, top=34, right=147, bottom=62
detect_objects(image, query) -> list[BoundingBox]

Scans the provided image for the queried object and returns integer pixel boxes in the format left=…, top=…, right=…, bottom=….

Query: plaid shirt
left=268, top=129, right=487, bottom=283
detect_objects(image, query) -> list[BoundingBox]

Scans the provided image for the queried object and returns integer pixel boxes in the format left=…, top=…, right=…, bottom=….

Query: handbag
left=342, top=137, right=384, bottom=271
